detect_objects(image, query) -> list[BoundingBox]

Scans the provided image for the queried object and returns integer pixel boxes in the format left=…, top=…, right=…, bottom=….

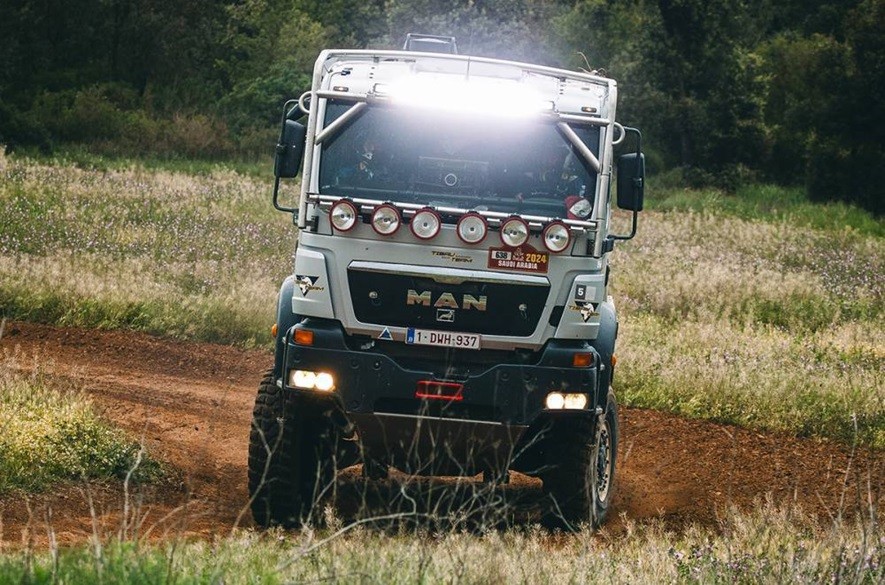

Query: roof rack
left=403, top=33, right=458, bottom=54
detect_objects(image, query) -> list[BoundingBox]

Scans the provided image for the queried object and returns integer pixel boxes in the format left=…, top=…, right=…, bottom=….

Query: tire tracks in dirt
left=1, top=321, right=880, bottom=545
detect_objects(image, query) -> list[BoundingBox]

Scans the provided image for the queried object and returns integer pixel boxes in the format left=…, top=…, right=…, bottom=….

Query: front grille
left=347, top=269, right=549, bottom=336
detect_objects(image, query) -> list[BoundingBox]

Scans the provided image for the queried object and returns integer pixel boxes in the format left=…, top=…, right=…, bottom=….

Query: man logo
left=436, top=308, right=455, bottom=322
left=407, top=289, right=487, bottom=311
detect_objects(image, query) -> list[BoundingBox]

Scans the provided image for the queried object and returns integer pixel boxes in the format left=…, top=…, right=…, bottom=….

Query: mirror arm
left=272, top=176, right=296, bottom=213
left=609, top=209, right=638, bottom=241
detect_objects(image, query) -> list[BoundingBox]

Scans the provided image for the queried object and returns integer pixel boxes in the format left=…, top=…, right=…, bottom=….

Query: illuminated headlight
left=456, top=213, right=488, bottom=244
left=410, top=208, right=441, bottom=240
left=330, top=199, right=359, bottom=232
left=545, top=392, right=588, bottom=410
left=500, top=217, right=529, bottom=247
left=371, top=204, right=401, bottom=235
left=542, top=221, right=571, bottom=253
left=289, top=369, right=335, bottom=391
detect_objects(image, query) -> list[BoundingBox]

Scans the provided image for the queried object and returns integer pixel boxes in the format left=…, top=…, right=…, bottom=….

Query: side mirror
left=274, top=120, right=306, bottom=178
left=616, top=152, right=645, bottom=211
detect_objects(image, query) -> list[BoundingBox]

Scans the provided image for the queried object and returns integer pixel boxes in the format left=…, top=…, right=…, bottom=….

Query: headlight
left=410, top=208, right=441, bottom=240
left=500, top=217, right=529, bottom=247
left=456, top=213, right=488, bottom=244
left=371, top=204, right=401, bottom=235
left=542, top=221, right=571, bottom=253
left=545, top=392, right=588, bottom=410
left=289, top=369, right=335, bottom=392
left=329, top=199, right=359, bottom=231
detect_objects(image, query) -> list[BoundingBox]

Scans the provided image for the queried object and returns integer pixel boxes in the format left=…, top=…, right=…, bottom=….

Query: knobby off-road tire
left=542, top=388, right=619, bottom=529
left=248, top=370, right=336, bottom=528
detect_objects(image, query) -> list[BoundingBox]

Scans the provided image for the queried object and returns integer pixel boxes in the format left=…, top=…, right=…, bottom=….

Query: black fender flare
left=589, top=300, right=618, bottom=410
left=273, top=276, right=302, bottom=380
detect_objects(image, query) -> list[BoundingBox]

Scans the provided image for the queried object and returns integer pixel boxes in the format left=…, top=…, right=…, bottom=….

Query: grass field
left=1, top=151, right=881, bottom=446
left=0, top=503, right=880, bottom=583
left=0, top=152, right=882, bottom=582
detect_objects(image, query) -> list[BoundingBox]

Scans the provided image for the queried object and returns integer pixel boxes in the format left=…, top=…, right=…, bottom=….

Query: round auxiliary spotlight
left=371, top=204, right=401, bottom=236
left=329, top=199, right=359, bottom=232
left=500, top=217, right=529, bottom=248
left=456, top=213, right=488, bottom=244
left=410, top=208, right=441, bottom=240
left=542, top=221, right=571, bottom=253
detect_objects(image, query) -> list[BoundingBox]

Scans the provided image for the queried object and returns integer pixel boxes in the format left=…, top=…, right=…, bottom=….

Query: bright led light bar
left=373, top=77, right=555, bottom=118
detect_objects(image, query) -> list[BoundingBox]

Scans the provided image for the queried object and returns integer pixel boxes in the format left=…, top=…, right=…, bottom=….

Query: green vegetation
left=1, top=153, right=882, bottom=445
left=0, top=366, right=159, bottom=494
left=0, top=504, right=880, bottom=583
left=1, top=1, right=882, bottom=212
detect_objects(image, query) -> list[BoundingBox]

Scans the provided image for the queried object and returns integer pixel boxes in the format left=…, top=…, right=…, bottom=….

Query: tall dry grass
left=1, top=152, right=882, bottom=444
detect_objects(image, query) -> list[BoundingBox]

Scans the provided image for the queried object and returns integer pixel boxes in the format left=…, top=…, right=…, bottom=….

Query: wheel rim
left=595, top=419, right=612, bottom=503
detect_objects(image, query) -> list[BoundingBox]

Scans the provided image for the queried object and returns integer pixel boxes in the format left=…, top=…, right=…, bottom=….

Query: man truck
left=249, top=34, right=645, bottom=529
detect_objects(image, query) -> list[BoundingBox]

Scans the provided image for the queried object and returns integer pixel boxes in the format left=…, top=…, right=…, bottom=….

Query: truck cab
left=249, top=36, right=645, bottom=529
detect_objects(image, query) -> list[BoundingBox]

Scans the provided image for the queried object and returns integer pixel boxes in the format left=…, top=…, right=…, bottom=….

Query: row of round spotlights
left=329, top=200, right=572, bottom=253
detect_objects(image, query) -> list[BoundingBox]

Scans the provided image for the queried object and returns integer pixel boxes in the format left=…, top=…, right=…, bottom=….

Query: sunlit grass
left=0, top=364, right=160, bottom=494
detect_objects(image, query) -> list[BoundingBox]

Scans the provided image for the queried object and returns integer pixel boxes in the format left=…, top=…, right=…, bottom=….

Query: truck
left=248, top=34, right=645, bottom=530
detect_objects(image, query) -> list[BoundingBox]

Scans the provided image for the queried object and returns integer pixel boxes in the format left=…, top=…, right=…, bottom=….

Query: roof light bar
left=373, top=77, right=555, bottom=118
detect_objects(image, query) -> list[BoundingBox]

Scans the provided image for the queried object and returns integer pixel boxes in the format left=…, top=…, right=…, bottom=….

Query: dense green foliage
left=0, top=1, right=881, bottom=211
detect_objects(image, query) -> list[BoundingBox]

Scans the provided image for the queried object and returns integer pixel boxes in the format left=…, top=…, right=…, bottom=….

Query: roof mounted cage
left=403, top=33, right=458, bottom=54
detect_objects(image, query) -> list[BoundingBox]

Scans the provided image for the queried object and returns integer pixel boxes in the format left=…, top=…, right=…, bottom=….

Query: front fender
left=589, top=297, right=618, bottom=409
left=273, top=276, right=301, bottom=380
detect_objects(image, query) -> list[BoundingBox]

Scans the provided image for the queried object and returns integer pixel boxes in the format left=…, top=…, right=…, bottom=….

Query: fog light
left=500, top=217, right=529, bottom=247
left=545, top=392, right=565, bottom=410
left=542, top=221, right=571, bottom=253
left=330, top=199, right=359, bottom=231
left=410, top=208, right=441, bottom=240
left=456, top=213, right=488, bottom=244
left=371, top=204, right=401, bottom=235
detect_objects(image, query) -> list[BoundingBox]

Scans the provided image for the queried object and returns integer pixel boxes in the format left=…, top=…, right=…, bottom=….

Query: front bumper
left=282, top=319, right=600, bottom=473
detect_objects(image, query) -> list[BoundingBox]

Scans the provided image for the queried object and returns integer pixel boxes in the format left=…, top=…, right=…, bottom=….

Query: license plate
left=406, top=328, right=481, bottom=350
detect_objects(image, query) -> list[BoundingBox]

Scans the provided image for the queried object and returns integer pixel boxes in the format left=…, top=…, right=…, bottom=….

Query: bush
left=0, top=367, right=160, bottom=493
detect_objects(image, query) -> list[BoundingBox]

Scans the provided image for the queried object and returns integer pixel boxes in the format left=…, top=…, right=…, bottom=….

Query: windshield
left=318, top=102, right=600, bottom=218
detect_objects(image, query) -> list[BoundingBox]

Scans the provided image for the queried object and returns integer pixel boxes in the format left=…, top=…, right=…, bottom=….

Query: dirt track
left=1, top=321, right=881, bottom=545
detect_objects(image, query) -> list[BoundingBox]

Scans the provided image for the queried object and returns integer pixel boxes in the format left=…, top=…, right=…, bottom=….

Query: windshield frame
left=311, top=99, right=605, bottom=221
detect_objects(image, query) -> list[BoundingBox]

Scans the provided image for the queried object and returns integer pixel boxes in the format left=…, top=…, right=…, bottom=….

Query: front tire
left=248, top=370, right=335, bottom=528
left=542, top=388, right=619, bottom=529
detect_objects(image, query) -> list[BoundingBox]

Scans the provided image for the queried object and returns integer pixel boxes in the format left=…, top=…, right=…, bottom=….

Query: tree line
left=0, top=0, right=881, bottom=212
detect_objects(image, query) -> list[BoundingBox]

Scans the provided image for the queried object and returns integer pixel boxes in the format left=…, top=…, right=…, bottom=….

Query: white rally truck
left=249, top=34, right=645, bottom=529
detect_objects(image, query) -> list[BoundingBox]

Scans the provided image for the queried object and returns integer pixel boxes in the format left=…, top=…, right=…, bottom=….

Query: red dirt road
left=1, top=322, right=881, bottom=545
